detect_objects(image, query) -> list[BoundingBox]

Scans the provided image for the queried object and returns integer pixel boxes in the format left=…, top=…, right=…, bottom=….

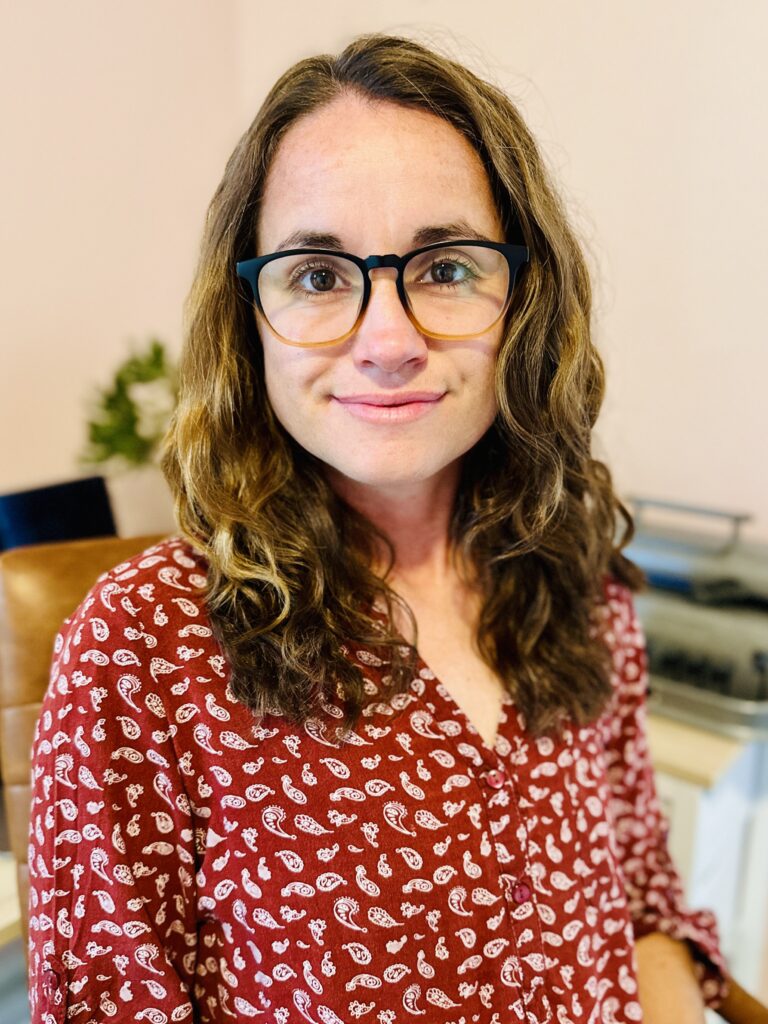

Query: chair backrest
left=0, top=533, right=166, bottom=944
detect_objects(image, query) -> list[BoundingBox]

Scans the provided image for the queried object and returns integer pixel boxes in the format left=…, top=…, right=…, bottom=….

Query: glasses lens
left=254, top=245, right=518, bottom=344
left=404, top=244, right=511, bottom=337
left=257, top=253, right=364, bottom=344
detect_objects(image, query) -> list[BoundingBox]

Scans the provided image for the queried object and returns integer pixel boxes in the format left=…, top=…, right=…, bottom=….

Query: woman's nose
left=350, top=271, right=428, bottom=373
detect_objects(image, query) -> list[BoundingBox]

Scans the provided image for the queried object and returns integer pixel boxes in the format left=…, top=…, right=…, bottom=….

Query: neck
left=326, top=462, right=464, bottom=588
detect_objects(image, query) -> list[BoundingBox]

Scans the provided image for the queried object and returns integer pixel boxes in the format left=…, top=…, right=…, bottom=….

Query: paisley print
left=27, top=536, right=730, bottom=1022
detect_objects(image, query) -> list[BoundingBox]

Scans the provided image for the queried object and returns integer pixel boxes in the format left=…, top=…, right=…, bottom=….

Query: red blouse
left=28, top=536, right=731, bottom=1023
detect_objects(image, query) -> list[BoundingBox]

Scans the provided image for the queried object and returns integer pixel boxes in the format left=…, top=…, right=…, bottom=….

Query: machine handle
left=625, top=496, right=752, bottom=552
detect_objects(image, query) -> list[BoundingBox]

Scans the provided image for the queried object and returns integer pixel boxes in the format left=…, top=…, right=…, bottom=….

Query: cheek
left=261, top=347, right=285, bottom=405
left=260, top=341, right=295, bottom=428
left=264, top=365, right=301, bottom=438
left=261, top=340, right=326, bottom=433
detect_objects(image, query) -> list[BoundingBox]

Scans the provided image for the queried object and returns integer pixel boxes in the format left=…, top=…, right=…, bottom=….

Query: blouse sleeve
left=599, top=579, right=733, bottom=1012
left=27, top=574, right=199, bottom=1023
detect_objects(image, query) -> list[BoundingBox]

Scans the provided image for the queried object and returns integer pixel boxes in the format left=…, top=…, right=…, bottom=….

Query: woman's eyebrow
left=275, top=230, right=345, bottom=252
left=411, top=221, right=494, bottom=246
left=273, top=220, right=493, bottom=253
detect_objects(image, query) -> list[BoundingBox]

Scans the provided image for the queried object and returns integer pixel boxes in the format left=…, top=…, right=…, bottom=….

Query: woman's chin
left=322, top=456, right=458, bottom=494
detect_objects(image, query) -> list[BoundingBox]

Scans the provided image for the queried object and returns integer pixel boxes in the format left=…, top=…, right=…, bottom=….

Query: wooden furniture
left=0, top=534, right=165, bottom=944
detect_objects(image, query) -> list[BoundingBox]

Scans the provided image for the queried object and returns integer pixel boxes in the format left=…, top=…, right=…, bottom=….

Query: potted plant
left=80, top=338, right=178, bottom=537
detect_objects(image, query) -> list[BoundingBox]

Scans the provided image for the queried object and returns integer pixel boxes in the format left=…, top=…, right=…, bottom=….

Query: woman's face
left=255, top=92, right=506, bottom=492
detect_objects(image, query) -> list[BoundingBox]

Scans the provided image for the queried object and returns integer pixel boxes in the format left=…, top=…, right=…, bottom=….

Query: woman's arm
left=598, top=580, right=732, bottom=1013
left=635, top=934, right=768, bottom=1024
left=615, top=582, right=768, bottom=1024
left=28, top=573, right=199, bottom=1023
left=635, top=932, right=707, bottom=1023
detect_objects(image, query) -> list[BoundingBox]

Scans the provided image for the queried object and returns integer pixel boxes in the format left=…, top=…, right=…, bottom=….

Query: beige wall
left=2, top=1, right=767, bottom=541
left=0, top=1, right=242, bottom=494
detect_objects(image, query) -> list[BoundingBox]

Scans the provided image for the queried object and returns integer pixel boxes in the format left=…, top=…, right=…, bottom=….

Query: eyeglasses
left=236, top=239, right=530, bottom=347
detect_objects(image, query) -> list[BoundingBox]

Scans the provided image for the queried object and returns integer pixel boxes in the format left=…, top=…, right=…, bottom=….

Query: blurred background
left=1, top=1, right=766, bottom=1019
left=2, top=1, right=766, bottom=542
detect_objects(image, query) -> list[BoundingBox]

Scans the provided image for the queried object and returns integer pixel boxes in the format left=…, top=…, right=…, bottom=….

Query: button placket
left=480, top=768, right=533, bottom=907
left=481, top=762, right=554, bottom=1015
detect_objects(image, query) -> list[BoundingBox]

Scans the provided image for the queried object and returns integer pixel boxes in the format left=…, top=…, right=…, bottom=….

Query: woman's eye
left=301, top=267, right=337, bottom=292
left=406, top=247, right=481, bottom=290
left=430, top=260, right=463, bottom=284
left=417, top=257, right=477, bottom=286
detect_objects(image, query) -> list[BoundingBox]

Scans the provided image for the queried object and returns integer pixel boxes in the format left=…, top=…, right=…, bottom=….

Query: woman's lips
left=332, top=392, right=446, bottom=423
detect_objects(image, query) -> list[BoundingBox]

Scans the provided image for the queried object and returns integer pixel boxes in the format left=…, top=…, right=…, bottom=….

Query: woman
left=27, top=33, right=742, bottom=1024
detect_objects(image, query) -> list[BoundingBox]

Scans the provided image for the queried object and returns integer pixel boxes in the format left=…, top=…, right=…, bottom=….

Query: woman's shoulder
left=49, top=534, right=220, bottom=698
left=61, top=533, right=211, bottom=633
left=36, top=534, right=232, bottom=763
left=592, top=572, right=649, bottom=732
left=91, top=532, right=209, bottom=597
left=595, top=572, right=643, bottom=639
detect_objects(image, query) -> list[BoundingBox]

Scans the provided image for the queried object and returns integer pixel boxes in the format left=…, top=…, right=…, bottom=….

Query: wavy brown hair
left=160, top=32, right=646, bottom=743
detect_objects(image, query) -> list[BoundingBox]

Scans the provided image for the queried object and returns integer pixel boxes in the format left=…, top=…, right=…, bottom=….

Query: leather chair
left=0, top=534, right=165, bottom=945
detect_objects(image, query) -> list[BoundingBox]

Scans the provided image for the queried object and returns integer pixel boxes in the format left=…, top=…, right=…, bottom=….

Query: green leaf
left=80, top=337, right=178, bottom=471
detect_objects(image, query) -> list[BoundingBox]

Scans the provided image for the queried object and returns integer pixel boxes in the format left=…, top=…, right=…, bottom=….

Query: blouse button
left=512, top=881, right=532, bottom=904
left=485, top=768, right=506, bottom=789
left=42, top=968, right=59, bottom=999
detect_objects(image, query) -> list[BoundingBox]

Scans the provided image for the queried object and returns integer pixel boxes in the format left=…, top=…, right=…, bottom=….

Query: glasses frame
left=235, top=239, right=530, bottom=348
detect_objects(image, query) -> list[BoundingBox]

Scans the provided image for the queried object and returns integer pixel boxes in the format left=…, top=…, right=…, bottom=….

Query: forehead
left=257, top=93, right=502, bottom=251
